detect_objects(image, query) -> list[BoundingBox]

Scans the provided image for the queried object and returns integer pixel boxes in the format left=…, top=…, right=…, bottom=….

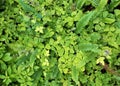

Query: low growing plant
left=0, top=0, right=120, bottom=86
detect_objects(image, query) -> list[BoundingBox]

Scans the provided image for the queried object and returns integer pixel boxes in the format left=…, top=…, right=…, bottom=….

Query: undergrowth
left=0, top=0, right=120, bottom=86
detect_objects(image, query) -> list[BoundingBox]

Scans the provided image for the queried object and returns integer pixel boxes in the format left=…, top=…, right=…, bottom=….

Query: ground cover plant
left=0, top=0, right=120, bottom=86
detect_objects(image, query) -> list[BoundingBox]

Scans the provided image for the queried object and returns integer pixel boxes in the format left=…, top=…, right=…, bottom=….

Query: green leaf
left=43, top=29, right=54, bottom=38
left=17, top=0, right=35, bottom=12
left=76, top=0, right=87, bottom=9
left=77, top=60, right=86, bottom=70
left=72, top=66, right=79, bottom=84
left=96, top=0, right=108, bottom=11
left=79, top=43, right=100, bottom=53
left=0, top=60, right=7, bottom=70
left=93, top=0, right=108, bottom=19
left=95, top=77, right=102, bottom=86
left=35, top=26, right=44, bottom=33
left=6, top=79, right=12, bottom=85
left=116, top=35, right=120, bottom=45
left=103, top=18, right=115, bottom=24
left=0, top=53, right=3, bottom=59
left=2, top=53, right=12, bottom=62
left=7, top=66, right=12, bottom=75
left=0, top=75, right=6, bottom=79
left=114, top=9, right=120, bottom=16
left=91, top=0, right=100, bottom=7
left=90, top=32, right=101, bottom=42
left=35, top=13, right=43, bottom=19
left=109, top=0, right=120, bottom=11
left=16, top=54, right=30, bottom=66
left=108, top=41, right=118, bottom=49
left=23, top=15, right=30, bottom=22
left=102, top=11, right=109, bottom=18
left=17, top=0, right=42, bottom=18
left=29, top=49, right=38, bottom=67
left=96, top=57, right=105, bottom=65
left=55, top=45, right=64, bottom=56
left=76, top=11, right=95, bottom=33
left=113, top=76, right=120, bottom=81
left=115, top=21, right=120, bottom=28
left=32, top=68, right=43, bottom=84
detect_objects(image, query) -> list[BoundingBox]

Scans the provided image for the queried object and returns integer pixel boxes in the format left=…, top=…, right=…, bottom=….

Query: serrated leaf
left=109, top=0, right=120, bottom=11
left=91, top=0, right=100, bottom=7
left=74, top=10, right=83, bottom=21
left=32, top=68, right=43, bottom=84
left=17, top=0, right=42, bottom=18
left=76, top=0, right=87, bottom=9
left=72, top=66, right=79, bottom=84
left=18, top=0, right=35, bottom=12
left=77, top=60, right=86, bottom=70
left=16, top=54, right=30, bottom=66
left=96, top=0, right=108, bottom=11
left=29, top=49, right=38, bottom=66
left=76, top=11, right=95, bottom=33
left=108, top=41, right=118, bottom=49
left=93, top=0, right=108, bottom=18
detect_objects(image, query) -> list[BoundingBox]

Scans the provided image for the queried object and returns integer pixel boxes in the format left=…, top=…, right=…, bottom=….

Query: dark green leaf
left=76, top=11, right=95, bottom=33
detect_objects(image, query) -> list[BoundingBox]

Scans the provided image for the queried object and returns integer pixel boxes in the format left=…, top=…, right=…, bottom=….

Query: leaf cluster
left=0, top=0, right=120, bottom=86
